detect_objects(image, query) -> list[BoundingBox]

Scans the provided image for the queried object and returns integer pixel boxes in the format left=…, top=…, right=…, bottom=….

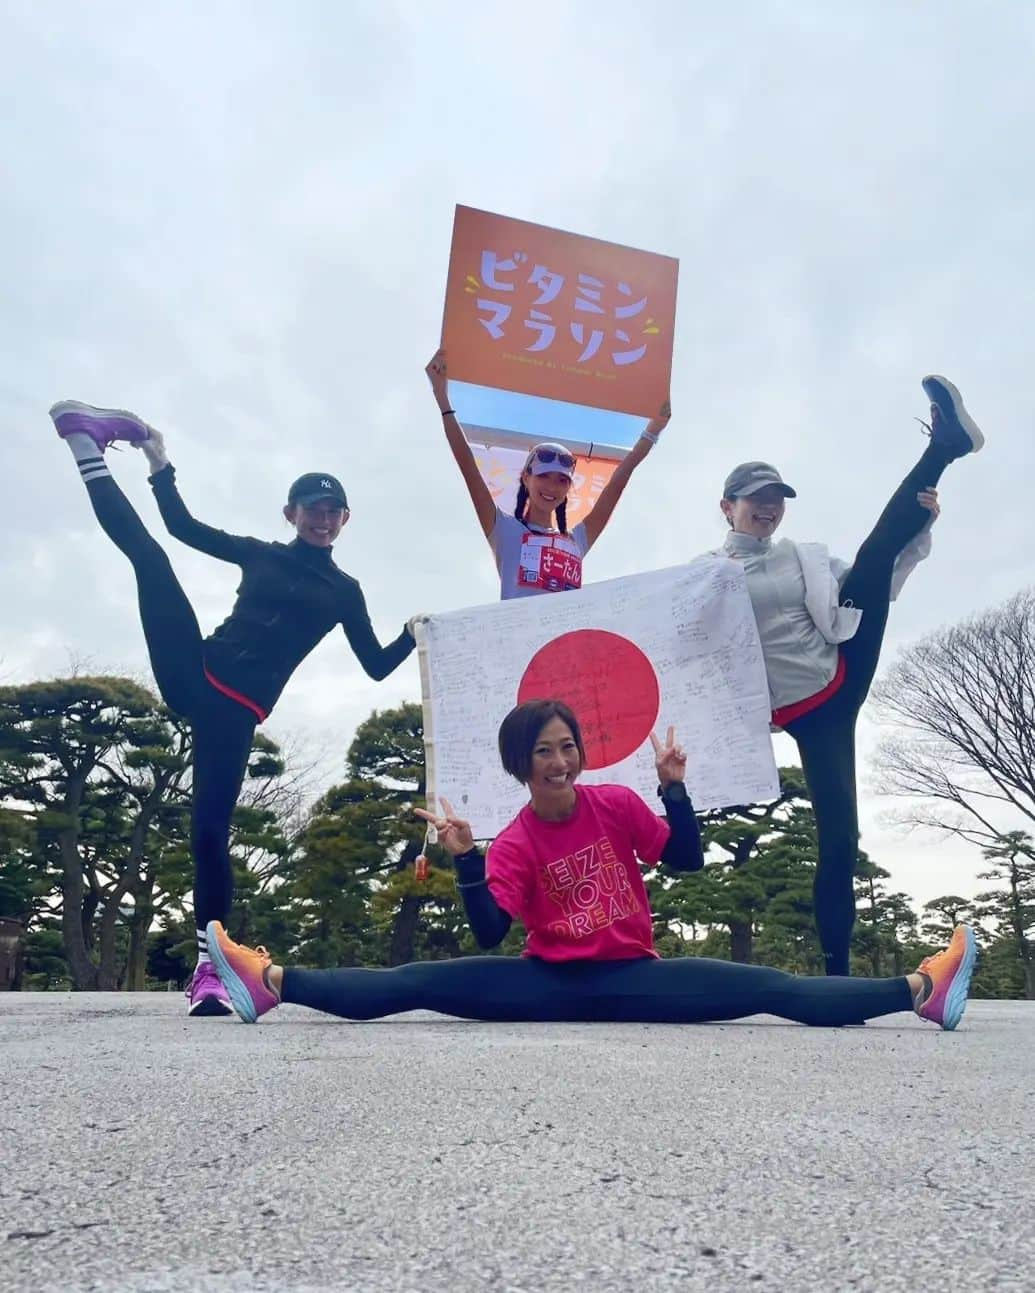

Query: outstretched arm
left=415, top=800, right=513, bottom=948
left=147, top=460, right=254, bottom=565
left=426, top=349, right=497, bottom=540
left=340, top=583, right=416, bottom=681
left=581, top=399, right=671, bottom=550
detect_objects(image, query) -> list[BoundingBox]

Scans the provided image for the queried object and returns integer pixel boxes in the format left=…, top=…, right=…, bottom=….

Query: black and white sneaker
left=921, top=376, right=985, bottom=458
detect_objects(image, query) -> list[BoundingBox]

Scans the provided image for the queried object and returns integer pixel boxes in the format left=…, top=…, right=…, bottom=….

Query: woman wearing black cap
left=48, top=400, right=417, bottom=1015
left=713, top=376, right=985, bottom=975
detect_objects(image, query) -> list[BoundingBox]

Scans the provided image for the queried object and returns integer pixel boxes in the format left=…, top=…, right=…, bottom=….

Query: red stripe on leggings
left=771, top=652, right=847, bottom=728
left=203, top=668, right=268, bottom=723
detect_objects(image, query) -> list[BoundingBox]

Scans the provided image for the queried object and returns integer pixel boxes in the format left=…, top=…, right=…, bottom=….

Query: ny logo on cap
left=320, top=478, right=333, bottom=489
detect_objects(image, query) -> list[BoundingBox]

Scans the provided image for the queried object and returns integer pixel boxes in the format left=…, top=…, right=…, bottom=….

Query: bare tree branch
left=871, top=588, right=1035, bottom=847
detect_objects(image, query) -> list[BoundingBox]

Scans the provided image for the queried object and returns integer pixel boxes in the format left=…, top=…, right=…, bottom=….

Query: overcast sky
left=2, top=1, right=1032, bottom=912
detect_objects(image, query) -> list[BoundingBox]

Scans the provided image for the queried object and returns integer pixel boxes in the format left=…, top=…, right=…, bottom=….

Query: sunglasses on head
left=528, top=448, right=576, bottom=471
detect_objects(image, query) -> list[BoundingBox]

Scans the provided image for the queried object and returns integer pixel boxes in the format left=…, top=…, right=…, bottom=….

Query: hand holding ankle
left=137, top=426, right=169, bottom=473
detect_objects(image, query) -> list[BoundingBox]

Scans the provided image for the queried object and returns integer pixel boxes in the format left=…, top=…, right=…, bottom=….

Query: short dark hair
left=497, top=699, right=585, bottom=784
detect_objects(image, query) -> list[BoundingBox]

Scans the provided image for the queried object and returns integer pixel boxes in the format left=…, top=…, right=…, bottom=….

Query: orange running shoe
left=915, top=924, right=978, bottom=1031
left=206, top=921, right=280, bottom=1023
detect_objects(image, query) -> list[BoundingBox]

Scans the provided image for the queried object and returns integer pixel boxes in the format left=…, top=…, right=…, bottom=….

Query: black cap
left=287, top=472, right=349, bottom=509
left=722, top=461, right=797, bottom=499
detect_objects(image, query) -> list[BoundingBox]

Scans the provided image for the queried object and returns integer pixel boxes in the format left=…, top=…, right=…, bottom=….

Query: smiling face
left=527, top=714, right=582, bottom=808
left=284, top=499, right=349, bottom=547
left=522, top=468, right=572, bottom=518
left=720, top=484, right=787, bottom=539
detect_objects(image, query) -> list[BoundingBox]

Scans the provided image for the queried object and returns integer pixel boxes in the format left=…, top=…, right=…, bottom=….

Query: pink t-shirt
left=486, top=783, right=670, bottom=962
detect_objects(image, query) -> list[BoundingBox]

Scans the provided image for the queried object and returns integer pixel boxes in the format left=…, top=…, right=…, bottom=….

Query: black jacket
left=150, top=465, right=414, bottom=715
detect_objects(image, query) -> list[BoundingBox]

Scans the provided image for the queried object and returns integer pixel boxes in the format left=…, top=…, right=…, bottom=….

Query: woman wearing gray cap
left=715, top=376, right=984, bottom=975
left=426, top=349, right=670, bottom=598
left=48, top=401, right=419, bottom=1015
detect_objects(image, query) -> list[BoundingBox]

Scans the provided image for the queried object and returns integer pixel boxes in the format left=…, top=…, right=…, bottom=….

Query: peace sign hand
left=414, top=797, right=476, bottom=856
left=650, top=726, right=687, bottom=789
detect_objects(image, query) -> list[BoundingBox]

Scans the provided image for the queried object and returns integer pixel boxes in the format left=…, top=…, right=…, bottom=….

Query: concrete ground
left=1, top=994, right=1032, bottom=1292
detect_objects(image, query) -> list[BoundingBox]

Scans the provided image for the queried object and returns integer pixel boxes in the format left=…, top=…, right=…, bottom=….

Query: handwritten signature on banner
left=418, top=560, right=780, bottom=839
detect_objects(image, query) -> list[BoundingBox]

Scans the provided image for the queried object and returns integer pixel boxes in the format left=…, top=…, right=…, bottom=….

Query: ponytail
left=555, top=499, right=569, bottom=535
left=514, top=482, right=529, bottom=523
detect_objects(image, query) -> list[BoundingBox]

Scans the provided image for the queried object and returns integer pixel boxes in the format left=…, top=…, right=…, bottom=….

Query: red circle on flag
left=516, top=629, right=660, bottom=771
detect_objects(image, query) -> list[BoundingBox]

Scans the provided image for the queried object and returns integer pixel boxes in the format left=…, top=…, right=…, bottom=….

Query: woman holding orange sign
left=425, top=349, right=670, bottom=599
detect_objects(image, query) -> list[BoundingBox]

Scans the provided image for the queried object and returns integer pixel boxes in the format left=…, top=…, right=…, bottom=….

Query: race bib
left=518, top=532, right=583, bottom=592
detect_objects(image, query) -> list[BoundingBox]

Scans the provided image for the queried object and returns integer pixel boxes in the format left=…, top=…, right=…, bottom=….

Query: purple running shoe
left=185, top=960, right=233, bottom=1017
left=49, top=400, right=153, bottom=450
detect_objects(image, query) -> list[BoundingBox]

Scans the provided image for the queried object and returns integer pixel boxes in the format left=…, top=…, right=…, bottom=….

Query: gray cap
left=722, top=461, right=797, bottom=499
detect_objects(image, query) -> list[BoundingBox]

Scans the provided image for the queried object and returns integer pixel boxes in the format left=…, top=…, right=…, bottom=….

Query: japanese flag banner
left=442, top=205, right=679, bottom=420
left=416, top=558, right=779, bottom=840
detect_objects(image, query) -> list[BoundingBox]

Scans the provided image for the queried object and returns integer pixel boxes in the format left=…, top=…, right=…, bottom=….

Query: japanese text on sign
left=475, top=250, right=659, bottom=368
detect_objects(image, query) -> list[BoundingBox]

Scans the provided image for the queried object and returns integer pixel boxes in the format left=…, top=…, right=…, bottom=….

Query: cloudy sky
left=3, top=1, right=1032, bottom=911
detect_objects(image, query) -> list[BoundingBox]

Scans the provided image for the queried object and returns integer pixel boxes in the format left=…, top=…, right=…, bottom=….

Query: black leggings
left=84, top=476, right=256, bottom=927
left=281, top=955, right=914, bottom=1027
left=784, top=441, right=953, bottom=975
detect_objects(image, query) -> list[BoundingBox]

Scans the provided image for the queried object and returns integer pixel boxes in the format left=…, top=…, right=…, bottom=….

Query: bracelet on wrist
left=640, top=429, right=659, bottom=445
left=441, top=408, right=456, bottom=418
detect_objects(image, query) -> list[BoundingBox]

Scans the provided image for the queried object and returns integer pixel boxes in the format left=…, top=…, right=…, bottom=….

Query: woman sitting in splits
left=207, top=699, right=976, bottom=1032
left=50, top=400, right=418, bottom=1016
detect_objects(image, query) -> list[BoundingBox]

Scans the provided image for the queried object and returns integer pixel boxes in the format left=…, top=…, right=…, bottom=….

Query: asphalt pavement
left=2, top=993, right=1032, bottom=1292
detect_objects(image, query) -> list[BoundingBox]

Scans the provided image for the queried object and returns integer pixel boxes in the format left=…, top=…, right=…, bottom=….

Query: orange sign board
left=442, top=206, right=678, bottom=419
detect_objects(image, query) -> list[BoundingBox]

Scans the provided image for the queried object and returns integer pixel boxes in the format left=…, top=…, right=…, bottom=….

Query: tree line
left=1, top=589, right=1032, bottom=998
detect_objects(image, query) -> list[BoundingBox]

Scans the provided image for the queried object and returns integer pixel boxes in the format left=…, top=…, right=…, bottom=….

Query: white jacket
left=711, top=524, right=933, bottom=646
